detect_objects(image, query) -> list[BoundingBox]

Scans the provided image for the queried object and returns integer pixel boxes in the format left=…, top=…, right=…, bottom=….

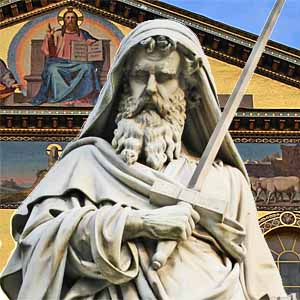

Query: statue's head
left=112, top=36, right=191, bottom=170
left=75, top=20, right=247, bottom=178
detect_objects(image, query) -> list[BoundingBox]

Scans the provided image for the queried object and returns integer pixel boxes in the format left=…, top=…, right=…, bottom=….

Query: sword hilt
left=149, top=179, right=227, bottom=270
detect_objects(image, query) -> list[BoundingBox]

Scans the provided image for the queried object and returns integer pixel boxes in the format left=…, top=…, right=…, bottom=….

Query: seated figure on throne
left=32, top=7, right=101, bottom=106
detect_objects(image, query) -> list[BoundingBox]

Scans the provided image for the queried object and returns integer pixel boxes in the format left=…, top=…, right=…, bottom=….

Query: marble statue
left=0, top=20, right=287, bottom=300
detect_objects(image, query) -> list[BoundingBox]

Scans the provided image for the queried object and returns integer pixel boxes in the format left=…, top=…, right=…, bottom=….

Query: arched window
left=265, top=227, right=300, bottom=295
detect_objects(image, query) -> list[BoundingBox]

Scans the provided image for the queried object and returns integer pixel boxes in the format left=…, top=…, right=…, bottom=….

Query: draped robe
left=0, top=137, right=286, bottom=300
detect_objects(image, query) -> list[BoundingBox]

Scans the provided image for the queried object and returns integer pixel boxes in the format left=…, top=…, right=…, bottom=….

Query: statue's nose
left=146, top=74, right=157, bottom=95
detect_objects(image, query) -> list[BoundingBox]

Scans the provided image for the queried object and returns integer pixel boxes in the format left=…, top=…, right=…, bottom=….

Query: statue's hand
left=124, top=203, right=200, bottom=241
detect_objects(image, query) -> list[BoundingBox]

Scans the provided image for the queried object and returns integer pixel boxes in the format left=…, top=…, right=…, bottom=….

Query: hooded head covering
left=76, top=19, right=247, bottom=178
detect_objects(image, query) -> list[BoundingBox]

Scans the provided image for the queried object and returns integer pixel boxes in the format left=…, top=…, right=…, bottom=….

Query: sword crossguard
left=150, top=179, right=227, bottom=216
left=149, top=178, right=228, bottom=270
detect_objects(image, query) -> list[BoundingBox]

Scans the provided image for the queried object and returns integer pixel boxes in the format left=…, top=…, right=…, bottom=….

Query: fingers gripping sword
left=149, top=0, right=285, bottom=270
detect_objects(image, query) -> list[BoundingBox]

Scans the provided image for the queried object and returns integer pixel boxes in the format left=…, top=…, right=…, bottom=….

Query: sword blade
left=188, top=0, right=285, bottom=189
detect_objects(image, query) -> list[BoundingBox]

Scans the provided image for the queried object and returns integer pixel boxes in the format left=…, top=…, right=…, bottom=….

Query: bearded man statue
left=0, top=20, right=287, bottom=300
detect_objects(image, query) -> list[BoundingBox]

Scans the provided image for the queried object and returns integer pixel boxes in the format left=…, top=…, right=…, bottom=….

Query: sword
left=149, top=0, right=285, bottom=270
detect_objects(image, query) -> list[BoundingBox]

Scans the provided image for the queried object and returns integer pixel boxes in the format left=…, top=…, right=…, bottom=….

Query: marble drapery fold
left=1, top=138, right=286, bottom=299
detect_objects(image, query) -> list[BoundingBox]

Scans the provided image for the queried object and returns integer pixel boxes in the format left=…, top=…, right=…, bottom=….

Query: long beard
left=112, top=87, right=186, bottom=170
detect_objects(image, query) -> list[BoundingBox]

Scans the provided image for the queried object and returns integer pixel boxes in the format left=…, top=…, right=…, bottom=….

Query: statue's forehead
left=132, top=51, right=180, bottom=73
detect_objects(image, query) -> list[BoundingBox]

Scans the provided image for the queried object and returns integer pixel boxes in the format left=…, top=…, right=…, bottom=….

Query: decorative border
left=0, top=202, right=22, bottom=209
left=0, top=136, right=76, bottom=142
left=259, top=211, right=300, bottom=235
left=236, top=111, right=300, bottom=118
left=1, top=108, right=91, bottom=116
left=1, top=136, right=299, bottom=143
left=233, top=138, right=300, bottom=144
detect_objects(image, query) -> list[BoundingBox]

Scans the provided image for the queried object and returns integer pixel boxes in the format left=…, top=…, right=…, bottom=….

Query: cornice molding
left=1, top=107, right=299, bottom=142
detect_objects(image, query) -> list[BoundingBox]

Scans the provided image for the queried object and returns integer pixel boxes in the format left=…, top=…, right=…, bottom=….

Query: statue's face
left=113, top=44, right=186, bottom=170
left=129, top=48, right=181, bottom=103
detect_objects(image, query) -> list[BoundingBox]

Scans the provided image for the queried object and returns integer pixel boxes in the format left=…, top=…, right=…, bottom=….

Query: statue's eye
left=131, top=70, right=149, bottom=82
left=156, top=72, right=174, bottom=83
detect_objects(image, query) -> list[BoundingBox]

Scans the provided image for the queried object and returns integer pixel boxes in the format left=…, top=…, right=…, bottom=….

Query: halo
left=57, top=6, right=84, bottom=26
left=46, top=144, right=63, bottom=156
